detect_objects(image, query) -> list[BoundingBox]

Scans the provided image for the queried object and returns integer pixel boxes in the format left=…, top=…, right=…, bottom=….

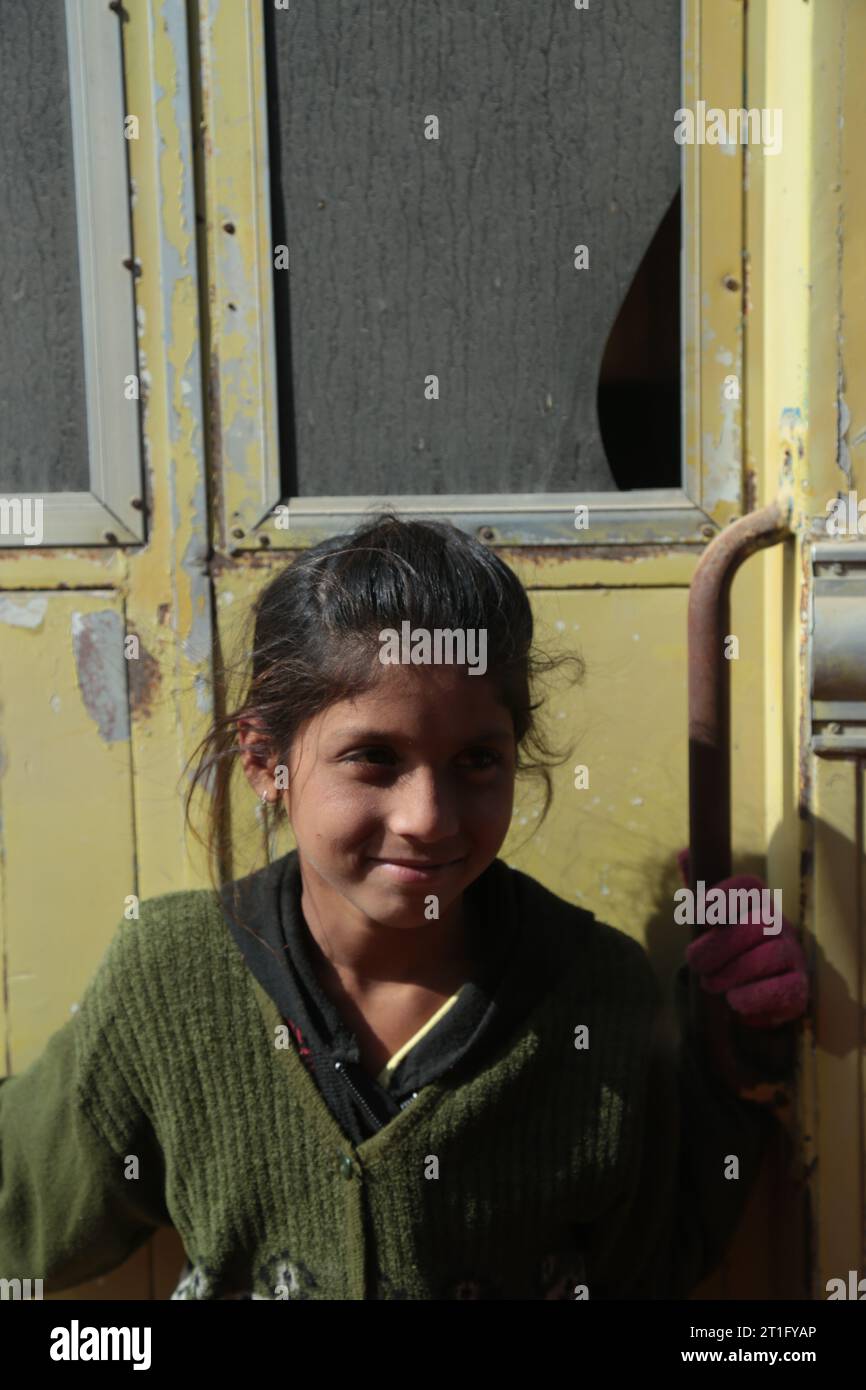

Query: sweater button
left=339, top=1152, right=354, bottom=1180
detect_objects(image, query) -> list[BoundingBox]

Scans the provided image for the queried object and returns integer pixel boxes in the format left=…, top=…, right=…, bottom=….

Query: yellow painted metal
left=120, top=0, right=215, bottom=902
left=683, top=0, right=746, bottom=526
left=197, top=0, right=280, bottom=544
left=0, top=592, right=135, bottom=1071
left=0, top=0, right=215, bottom=1296
left=741, top=0, right=812, bottom=980
left=0, top=591, right=152, bottom=1305
left=743, top=0, right=866, bottom=1298
left=508, top=590, right=691, bottom=940
left=809, top=756, right=864, bottom=1295
left=5, top=0, right=856, bottom=1305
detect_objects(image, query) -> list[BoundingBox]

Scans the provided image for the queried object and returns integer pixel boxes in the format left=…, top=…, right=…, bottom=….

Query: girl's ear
left=236, top=717, right=275, bottom=796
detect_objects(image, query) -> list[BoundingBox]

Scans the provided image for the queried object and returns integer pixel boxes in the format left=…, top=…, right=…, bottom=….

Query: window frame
left=200, top=0, right=744, bottom=553
left=0, top=0, right=145, bottom=547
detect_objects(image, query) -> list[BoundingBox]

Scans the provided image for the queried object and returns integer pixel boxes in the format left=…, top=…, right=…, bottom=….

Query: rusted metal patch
left=209, top=549, right=286, bottom=579
left=71, top=610, right=130, bottom=743
left=125, top=626, right=162, bottom=718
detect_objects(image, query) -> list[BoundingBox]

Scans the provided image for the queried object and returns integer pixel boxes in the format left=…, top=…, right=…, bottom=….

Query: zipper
left=334, top=1060, right=384, bottom=1132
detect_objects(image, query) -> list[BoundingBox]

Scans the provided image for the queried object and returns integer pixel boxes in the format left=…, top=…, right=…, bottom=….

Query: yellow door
left=0, top=0, right=214, bottom=1297
left=2, top=0, right=862, bottom=1304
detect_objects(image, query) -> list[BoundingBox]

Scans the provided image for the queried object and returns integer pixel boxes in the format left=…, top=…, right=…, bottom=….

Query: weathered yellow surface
left=683, top=0, right=746, bottom=525
left=0, top=0, right=216, bottom=1297
left=810, top=757, right=863, bottom=1296
left=744, top=0, right=866, bottom=1298
left=122, top=0, right=215, bottom=903
left=198, top=0, right=280, bottom=542
left=3, top=0, right=863, bottom=1304
left=0, top=592, right=135, bottom=1071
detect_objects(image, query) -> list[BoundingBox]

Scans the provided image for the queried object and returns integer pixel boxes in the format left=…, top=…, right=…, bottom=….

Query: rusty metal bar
left=687, top=499, right=797, bottom=1092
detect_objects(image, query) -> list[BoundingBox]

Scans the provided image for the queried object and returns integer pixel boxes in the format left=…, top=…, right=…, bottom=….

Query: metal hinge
left=810, top=542, right=866, bottom=754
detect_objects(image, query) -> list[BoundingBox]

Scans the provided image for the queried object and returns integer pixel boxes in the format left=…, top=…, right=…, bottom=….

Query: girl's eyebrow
left=332, top=726, right=514, bottom=744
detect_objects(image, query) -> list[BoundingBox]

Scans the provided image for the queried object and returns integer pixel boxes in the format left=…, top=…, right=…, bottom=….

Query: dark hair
left=183, top=513, right=584, bottom=889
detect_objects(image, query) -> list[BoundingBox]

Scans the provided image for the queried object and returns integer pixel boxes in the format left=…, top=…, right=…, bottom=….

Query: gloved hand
left=676, top=848, right=809, bottom=1030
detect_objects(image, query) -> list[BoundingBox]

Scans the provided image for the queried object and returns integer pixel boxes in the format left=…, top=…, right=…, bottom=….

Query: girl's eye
left=342, top=748, right=500, bottom=771
left=456, top=748, right=501, bottom=771
left=343, top=747, right=397, bottom=766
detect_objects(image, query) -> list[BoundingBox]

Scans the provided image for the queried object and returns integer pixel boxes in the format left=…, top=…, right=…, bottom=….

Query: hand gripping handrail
left=687, top=498, right=799, bottom=1093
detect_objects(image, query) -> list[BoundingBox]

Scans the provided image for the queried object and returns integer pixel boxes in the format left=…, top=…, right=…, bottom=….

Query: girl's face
left=278, top=663, right=517, bottom=930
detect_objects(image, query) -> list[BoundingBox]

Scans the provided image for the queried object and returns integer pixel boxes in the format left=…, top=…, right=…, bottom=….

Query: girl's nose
left=387, top=767, right=460, bottom=841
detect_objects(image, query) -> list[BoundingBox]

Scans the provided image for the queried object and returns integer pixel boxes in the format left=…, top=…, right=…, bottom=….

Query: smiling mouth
left=367, top=856, right=466, bottom=879
left=372, top=857, right=463, bottom=868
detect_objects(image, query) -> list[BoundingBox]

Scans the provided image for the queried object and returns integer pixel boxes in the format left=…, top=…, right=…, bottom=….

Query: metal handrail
left=687, top=499, right=799, bottom=1092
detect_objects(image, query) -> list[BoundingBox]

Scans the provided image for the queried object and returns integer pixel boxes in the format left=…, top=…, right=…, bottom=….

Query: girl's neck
left=299, top=875, right=471, bottom=996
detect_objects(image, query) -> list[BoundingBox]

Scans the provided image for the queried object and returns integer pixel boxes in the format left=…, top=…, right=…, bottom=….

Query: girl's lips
left=368, top=857, right=465, bottom=884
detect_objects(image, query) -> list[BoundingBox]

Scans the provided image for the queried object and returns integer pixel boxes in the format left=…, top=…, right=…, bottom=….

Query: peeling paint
left=71, top=611, right=130, bottom=743
left=495, top=543, right=700, bottom=568
left=701, top=365, right=741, bottom=500
left=126, top=629, right=162, bottom=718
left=151, top=0, right=213, bottom=690
left=194, top=670, right=213, bottom=716
left=0, top=596, right=48, bottom=629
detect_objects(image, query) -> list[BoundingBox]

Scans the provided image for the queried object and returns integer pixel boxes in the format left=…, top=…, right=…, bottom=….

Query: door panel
left=0, top=592, right=135, bottom=1069
left=0, top=0, right=212, bottom=1301
left=7, top=0, right=865, bottom=1307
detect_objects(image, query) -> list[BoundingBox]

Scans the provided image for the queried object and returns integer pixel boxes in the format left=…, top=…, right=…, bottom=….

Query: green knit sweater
left=0, top=862, right=777, bottom=1300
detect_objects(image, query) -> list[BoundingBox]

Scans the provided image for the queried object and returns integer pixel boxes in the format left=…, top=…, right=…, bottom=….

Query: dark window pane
left=266, top=0, right=680, bottom=497
left=0, top=0, right=89, bottom=494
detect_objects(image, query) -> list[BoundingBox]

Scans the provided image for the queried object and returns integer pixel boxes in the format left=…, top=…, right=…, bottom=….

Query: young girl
left=0, top=514, right=807, bottom=1301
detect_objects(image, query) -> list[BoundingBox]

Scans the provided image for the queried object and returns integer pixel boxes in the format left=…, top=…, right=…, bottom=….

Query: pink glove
left=676, top=848, right=809, bottom=1030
